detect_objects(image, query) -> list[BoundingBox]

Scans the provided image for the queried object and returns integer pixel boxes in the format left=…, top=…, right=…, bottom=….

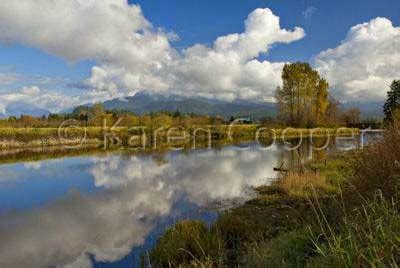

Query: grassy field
left=146, top=126, right=399, bottom=267
left=0, top=126, right=358, bottom=149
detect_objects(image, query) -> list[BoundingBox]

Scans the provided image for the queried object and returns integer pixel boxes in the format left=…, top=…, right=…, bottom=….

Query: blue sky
left=3, top=0, right=399, bottom=74
left=0, top=0, right=399, bottom=112
left=134, top=0, right=400, bottom=61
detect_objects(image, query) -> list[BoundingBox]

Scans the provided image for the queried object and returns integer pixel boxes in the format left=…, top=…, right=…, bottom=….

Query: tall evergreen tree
left=383, top=80, right=400, bottom=122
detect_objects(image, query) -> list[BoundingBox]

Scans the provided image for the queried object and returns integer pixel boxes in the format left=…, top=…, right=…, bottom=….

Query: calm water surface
left=0, top=135, right=381, bottom=267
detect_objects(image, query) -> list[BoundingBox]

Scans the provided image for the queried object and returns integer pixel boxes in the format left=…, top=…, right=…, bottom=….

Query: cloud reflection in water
left=0, top=146, right=280, bottom=267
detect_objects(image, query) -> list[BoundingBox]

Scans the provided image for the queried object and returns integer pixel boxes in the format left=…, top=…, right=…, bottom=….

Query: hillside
left=102, top=91, right=276, bottom=120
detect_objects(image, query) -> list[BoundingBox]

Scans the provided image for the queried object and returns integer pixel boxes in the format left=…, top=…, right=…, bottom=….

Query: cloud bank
left=314, top=17, right=400, bottom=101
left=0, top=0, right=160, bottom=64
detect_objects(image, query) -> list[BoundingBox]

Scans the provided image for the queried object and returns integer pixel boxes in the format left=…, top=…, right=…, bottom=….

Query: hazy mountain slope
left=102, top=91, right=276, bottom=120
left=342, top=101, right=384, bottom=118
left=78, top=93, right=384, bottom=121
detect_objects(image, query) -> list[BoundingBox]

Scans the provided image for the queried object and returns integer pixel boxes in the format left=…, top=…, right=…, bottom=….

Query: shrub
left=351, top=126, right=400, bottom=199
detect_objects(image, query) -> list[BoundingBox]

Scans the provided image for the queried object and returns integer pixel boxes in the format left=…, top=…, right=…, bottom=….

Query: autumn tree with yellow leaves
left=276, top=62, right=329, bottom=127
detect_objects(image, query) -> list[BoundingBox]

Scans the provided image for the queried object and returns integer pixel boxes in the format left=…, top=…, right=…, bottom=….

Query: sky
left=0, top=0, right=399, bottom=113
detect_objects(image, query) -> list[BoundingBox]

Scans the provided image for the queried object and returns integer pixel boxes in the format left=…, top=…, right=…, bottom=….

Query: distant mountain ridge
left=342, top=101, right=384, bottom=118
left=0, top=92, right=384, bottom=120
left=101, top=91, right=277, bottom=120
left=83, top=92, right=385, bottom=120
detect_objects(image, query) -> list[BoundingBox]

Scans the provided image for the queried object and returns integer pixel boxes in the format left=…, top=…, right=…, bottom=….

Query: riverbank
left=0, top=137, right=252, bottom=165
left=0, top=126, right=358, bottom=149
left=146, top=126, right=399, bottom=267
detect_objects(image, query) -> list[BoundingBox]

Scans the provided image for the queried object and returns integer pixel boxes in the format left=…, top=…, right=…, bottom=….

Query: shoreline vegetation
left=0, top=125, right=359, bottom=150
left=145, top=126, right=399, bottom=267
left=0, top=137, right=249, bottom=165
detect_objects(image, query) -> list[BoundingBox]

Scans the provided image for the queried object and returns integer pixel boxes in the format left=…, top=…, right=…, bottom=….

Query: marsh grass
left=0, top=126, right=357, bottom=149
left=305, top=126, right=400, bottom=267
left=275, top=172, right=336, bottom=198
left=241, top=228, right=316, bottom=267
left=0, top=127, right=102, bottom=148
left=271, top=128, right=358, bottom=138
left=148, top=220, right=225, bottom=268
left=308, top=153, right=356, bottom=183
left=309, top=191, right=400, bottom=267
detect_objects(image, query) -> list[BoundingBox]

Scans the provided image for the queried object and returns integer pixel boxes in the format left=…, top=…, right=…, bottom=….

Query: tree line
left=0, top=105, right=226, bottom=128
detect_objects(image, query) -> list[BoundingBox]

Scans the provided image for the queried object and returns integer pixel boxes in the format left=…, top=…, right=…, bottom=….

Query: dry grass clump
left=0, top=137, right=101, bottom=149
left=276, top=172, right=335, bottom=198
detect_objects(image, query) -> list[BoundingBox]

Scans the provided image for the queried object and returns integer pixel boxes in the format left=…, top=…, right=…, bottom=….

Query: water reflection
left=0, top=145, right=283, bottom=267
left=0, top=135, right=380, bottom=267
left=92, top=148, right=280, bottom=204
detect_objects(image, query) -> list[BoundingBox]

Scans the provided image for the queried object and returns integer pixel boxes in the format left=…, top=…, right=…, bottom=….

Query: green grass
left=308, top=193, right=400, bottom=267
left=242, top=228, right=316, bottom=267
left=148, top=220, right=224, bottom=267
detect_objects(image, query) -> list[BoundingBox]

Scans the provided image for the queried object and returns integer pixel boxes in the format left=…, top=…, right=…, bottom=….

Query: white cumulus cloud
left=0, top=0, right=170, bottom=64
left=0, top=1, right=305, bottom=106
left=314, top=17, right=400, bottom=102
left=84, top=7, right=305, bottom=102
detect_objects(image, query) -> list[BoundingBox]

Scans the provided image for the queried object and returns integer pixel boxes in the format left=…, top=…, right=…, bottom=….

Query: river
left=0, top=133, right=382, bottom=267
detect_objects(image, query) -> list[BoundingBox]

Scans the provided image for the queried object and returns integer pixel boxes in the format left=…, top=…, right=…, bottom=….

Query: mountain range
left=342, top=101, right=384, bottom=118
left=101, top=92, right=384, bottom=120
left=100, top=91, right=277, bottom=120
left=0, top=91, right=384, bottom=120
